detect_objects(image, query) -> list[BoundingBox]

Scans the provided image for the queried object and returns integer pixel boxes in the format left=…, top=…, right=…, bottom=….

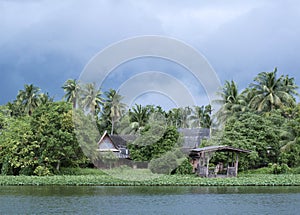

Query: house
left=95, top=128, right=211, bottom=169
left=189, top=145, right=251, bottom=177
left=94, top=131, right=133, bottom=168
left=97, top=131, right=134, bottom=158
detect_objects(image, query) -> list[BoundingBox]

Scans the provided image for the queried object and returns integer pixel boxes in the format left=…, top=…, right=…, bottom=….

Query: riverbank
left=1, top=173, right=300, bottom=186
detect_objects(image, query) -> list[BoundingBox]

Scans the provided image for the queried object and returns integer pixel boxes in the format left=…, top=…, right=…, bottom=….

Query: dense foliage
left=0, top=102, right=87, bottom=175
left=212, top=68, right=300, bottom=170
left=0, top=67, right=299, bottom=176
left=128, top=126, right=180, bottom=161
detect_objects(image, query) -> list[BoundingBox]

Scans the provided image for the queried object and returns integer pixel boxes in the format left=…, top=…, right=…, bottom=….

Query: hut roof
left=190, top=145, right=251, bottom=153
left=178, top=128, right=210, bottom=149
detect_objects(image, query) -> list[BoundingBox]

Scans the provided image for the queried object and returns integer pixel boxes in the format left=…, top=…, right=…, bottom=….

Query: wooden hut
left=189, top=146, right=251, bottom=177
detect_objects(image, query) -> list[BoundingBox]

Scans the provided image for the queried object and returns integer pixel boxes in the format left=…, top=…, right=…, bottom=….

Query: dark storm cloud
left=0, top=0, right=299, bottom=105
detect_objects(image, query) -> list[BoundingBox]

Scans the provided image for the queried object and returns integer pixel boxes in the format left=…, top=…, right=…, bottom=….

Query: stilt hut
left=189, top=146, right=251, bottom=177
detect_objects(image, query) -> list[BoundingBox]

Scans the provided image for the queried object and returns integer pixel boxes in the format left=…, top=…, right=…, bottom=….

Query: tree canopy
left=0, top=67, right=299, bottom=175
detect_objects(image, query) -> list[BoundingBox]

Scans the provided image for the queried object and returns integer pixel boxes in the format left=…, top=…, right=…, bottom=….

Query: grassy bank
left=1, top=168, right=300, bottom=186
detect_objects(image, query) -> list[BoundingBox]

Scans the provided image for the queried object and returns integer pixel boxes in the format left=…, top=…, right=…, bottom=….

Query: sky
left=1, top=0, right=300, bottom=110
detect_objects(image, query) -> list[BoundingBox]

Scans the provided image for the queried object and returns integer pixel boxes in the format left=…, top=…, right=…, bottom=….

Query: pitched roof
left=178, top=128, right=210, bottom=149
left=110, top=135, right=137, bottom=148
left=97, top=130, right=119, bottom=152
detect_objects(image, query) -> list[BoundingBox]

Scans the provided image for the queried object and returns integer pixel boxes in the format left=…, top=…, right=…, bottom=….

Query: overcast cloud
left=1, top=0, right=299, bottom=109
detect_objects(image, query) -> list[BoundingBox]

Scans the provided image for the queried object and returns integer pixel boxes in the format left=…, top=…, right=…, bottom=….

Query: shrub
left=292, top=166, right=300, bottom=174
left=175, top=158, right=193, bottom=175
left=149, top=152, right=177, bottom=174
left=34, top=166, right=51, bottom=176
left=270, top=163, right=291, bottom=174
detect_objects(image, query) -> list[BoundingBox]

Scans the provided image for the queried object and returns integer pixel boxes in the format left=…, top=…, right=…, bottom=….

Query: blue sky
left=1, top=0, right=300, bottom=109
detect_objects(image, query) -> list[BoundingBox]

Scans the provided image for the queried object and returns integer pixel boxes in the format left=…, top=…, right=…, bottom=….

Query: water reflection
left=1, top=186, right=300, bottom=214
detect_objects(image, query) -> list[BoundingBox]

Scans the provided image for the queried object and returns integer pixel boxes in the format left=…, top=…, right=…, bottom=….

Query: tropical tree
left=81, top=83, right=103, bottom=115
left=39, top=92, right=53, bottom=105
left=215, top=80, right=245, bottom=124
left=190, top=105, right=212, bottom=128
left=17, top=84, right=41, bottom=116
left=279, top=105, right=300, bottom=167
left=128, top=104, right=151, bottom=133
left=167, top=108, right=181, bottom=127
left=282, top=75, right=299, bottom=97
left=221, top=111, right=283, bottom=169
left=103, top=89, right=126, bottom=135
left=62, top=79, right=80, bottom=108
left=0, top=116, right=36, bottom=175
left=248, top=68, right=298, bottom=112
left=31, top=101, right=88, bottom=172
left=180, top=107, right=192, bottom=128
left=128, top=126, right=179, bottom=162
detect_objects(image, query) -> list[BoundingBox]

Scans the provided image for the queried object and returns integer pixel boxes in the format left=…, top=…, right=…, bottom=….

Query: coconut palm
left=190, top=105, right=212, bottom=128
left=249, top=68, right=297, bottom=112
left=167, top=108, right=182, bottom=128
left=104, top=89, right=126, bottom=135
left=214, top=80, right=245, bottom=123
left=39, top=92, right=53, bottom=105
left=17, top=84, right=41, bottom=115
left=62, top=79, right=80, bottom=108
left=81, top=83, right=103, bottom=114
left=282, top=75, right=299, bottom=97
left=179, top=107, right=192, bottom=128
left=129, top=104, right=151, bottom=133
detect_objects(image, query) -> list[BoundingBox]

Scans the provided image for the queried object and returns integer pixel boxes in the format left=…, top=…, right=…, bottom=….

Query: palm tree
left=81, top=83, right=103, bottom=114
left=180, top=106, right=192, bottom=128
left=129, top=104, right=151, bottom=133
left=214, top=80, right=245, bottom=123
left=282, top=75, right=299, bottom=97
left=249, top=68, right=297, bottom=112
left=167, top=108, right=182, bottom=127
left=190, top=105, right=212, bottom=128
left=39, top=92, right=53, bottom=105
left=104, top=89, right=126, bottom=135
left=17, top=84, right=41, bottom=115
left=62, top=79, right=80, bottom=108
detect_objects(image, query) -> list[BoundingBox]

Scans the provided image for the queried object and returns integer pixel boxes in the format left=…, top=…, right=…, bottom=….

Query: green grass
left=58, top=167, right=107, bottom=176
left=1, top=168, right=300, bottom=186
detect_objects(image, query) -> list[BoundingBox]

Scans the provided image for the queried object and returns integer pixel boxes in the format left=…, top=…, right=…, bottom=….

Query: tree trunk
left=56, top=160, right=61, bottom=171
left=111, top=120, right=114, bottom=135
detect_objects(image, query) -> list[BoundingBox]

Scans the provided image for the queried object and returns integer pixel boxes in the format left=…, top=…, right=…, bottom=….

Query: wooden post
left=206, top=153, right=210, bottom=177
left=235, top=153, right=239, bottom=177
left=226, top=152, right=230, bottom=176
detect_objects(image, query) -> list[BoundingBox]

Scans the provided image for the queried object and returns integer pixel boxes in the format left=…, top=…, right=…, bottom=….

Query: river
left=1, top=186, right=299, bottom=214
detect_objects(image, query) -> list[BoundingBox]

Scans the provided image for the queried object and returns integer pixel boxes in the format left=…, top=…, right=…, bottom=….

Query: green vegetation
left=208, top=68, right=300, bottom=170
left=0, top=102, right=88, bottom=175
left=0, top=67, right=300, bottom=178
left=0, top=170, right=299, bottom=186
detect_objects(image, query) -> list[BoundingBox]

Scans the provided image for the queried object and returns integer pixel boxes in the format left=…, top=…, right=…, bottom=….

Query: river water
left=0, top=186, right=299, bottom=214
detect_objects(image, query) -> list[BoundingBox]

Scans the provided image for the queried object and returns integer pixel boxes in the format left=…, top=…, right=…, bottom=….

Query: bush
left=291, top=166, right=300, bottom=174
left=149, top=152, right=177, bottom=174
left=175, top=158, right=193, bottom=175
left=19, top=167, right=34, bottom=176
left=270, top=163, right=291, bottom=174
left=34, top=166, right=51, bottom=176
